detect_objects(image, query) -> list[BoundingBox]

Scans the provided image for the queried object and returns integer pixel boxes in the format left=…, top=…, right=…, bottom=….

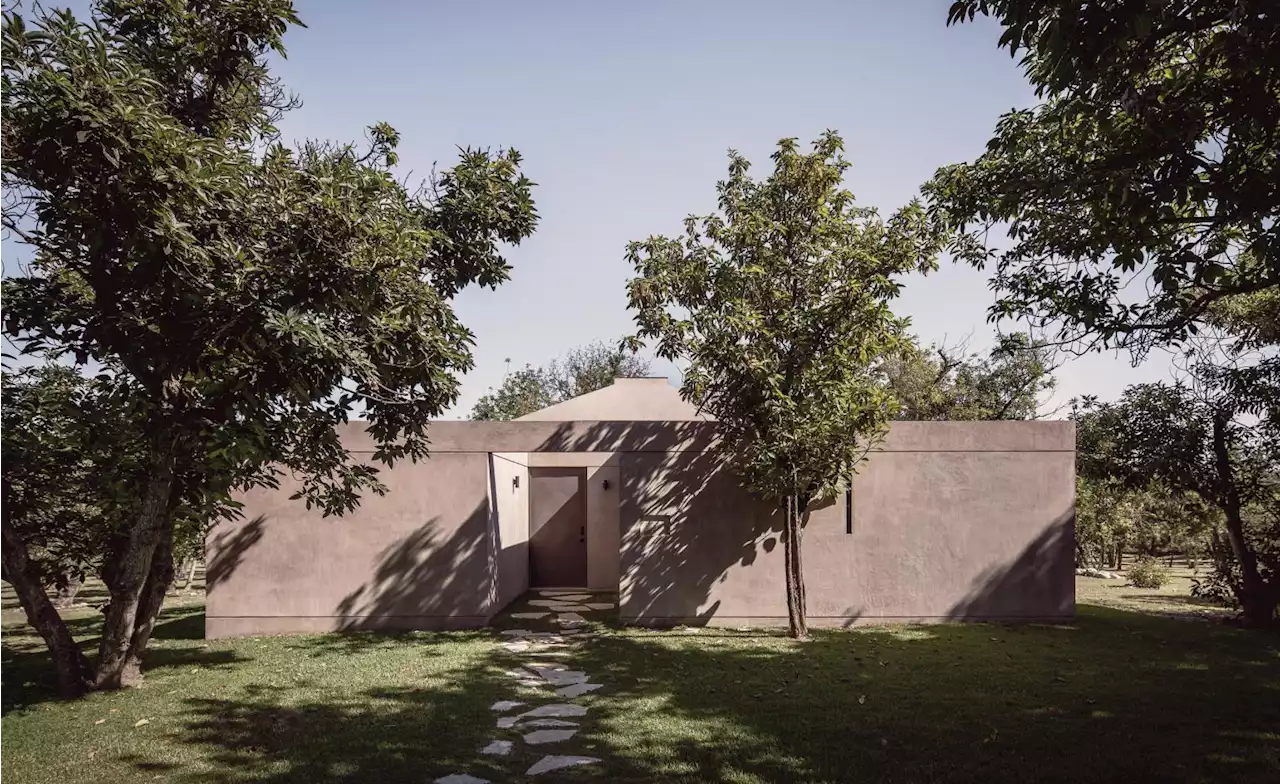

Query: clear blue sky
left=4, top=0, right=1175, bottom=416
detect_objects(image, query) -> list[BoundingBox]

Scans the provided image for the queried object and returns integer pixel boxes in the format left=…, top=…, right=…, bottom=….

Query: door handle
left=580, top=525, right=585, bottom=543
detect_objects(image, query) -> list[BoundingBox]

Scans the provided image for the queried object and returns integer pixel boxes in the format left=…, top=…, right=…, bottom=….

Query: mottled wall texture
left=207, top=420, right=1074, bottom=637
left=620, top=422, right=1076, bottom=627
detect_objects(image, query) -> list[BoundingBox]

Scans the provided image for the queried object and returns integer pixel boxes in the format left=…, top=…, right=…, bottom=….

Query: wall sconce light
left=602, top=479, right=611, bottom=490
left=512, top=476, right=520, bottom=489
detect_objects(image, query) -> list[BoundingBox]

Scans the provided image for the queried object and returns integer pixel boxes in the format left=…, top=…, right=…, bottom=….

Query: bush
left=1128, top=558, right=1170, bottom=589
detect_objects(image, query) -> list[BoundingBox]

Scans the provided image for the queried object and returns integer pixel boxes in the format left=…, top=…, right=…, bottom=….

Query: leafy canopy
left=1, top=0, right=538, bottom=514
left=883, top=332, right=1056, bottom=421
left=470, top=340, right=652, bottom=421
left=927, top=0, right=1279, bottom=358
left=626, top=131, right=944, bottom=503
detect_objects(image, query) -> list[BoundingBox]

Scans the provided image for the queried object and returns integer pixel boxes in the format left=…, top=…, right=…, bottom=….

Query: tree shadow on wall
left=332, top=501, right=494, bottom=636
left=205, top=515, right=266, bottom=591
left=946, top=506, right=1077, bottom=621
left=535, top=420, right=796, bottom=626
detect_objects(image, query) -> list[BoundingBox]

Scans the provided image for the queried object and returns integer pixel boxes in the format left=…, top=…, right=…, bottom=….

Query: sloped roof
left=515, top=377, right=711, bottom=421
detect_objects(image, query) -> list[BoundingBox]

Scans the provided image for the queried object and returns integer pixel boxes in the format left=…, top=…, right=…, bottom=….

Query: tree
left=927, top=0, right=1279, bottom=359
left=626, top=132, right=944, bottom=638
left=883, top=332, right=1057, bottom=420
left=470, top=365, right=555, bottom=421
left=1073, top=383, right=1279, bottom=624
left=1, top=0, right=537, bottom=694
left=470, top=339, right=651, bottom=420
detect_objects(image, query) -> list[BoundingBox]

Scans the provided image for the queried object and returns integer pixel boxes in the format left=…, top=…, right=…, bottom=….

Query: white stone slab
left=527, top=755, right=601, bottom=776
left=510, top=612, right=549, bottom=619
left=546, top=603, right=590, bottom=611
left=437, top=775, right=490, bottom=784
left=519, top=718, right=579, bottom=728
left=557, top=612, right=586, bottom=623
left=496, top=716, right=518, bottom=729
left=527, top=667, right=588, bottom=686
left=550, top=594, right=592, bottom=601
left=528, top=599, right=566, bottom=607
left=524, top=728, right=578, bottom=744
left=480, top=740, right=512, bottom=756
left=490, top=700, right=524, bottom=712
left=585, top=602, right=616, bottom=610
left=556, top=682, right=603, bottom=698
left=518, top=703, right=588, bottom=719
left=500, top=629, right=534, bottom=636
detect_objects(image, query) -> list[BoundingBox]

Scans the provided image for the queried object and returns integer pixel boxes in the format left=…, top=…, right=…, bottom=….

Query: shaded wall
left=620, top=422, right=1076, bottom=627
left=490, top=452, right=530, bottom=611
left=206, top=451, right=495, bottom=638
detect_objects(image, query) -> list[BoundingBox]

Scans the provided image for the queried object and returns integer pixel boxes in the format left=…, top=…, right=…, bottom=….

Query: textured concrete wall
left=517, top=377, right=709, bottom=421
left=207, top=420, right=1074, bottom=637
left=206, top=451, right=496, bottom=638
left=586, top=464, right=621, bottom=589
left=620, top=422, right=1075, bottom=626
left=490, top=453, right=529, bottom=611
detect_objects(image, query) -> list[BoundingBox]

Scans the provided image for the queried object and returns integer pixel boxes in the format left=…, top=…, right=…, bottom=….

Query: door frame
left=528, top=466, right=589, bottom=588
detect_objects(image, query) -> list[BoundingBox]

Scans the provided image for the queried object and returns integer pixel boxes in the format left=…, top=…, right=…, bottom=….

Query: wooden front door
left=529, top=467, right=588, bottom=587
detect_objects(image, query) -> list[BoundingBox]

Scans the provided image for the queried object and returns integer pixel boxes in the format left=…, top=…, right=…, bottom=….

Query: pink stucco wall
left=206, top=420, right=1074, bottom=637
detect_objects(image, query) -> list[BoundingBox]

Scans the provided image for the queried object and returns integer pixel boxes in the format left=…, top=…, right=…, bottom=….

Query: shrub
left=1128, top=558, right=1170, bottom=589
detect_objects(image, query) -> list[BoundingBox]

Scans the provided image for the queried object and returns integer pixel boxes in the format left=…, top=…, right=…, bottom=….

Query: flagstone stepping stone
left=546, top=603, right=590, bottom=611
left=519, top=718, right=579, bottom=728
left=526, top=755, right=600, bottom=776
left=528, top=599, right=567, bottom=608
left=556, top=682, right=603, bottom=698
left=436, top=775, right=490, bottom=784
left=517, top=703, right=588, bottom=720
left=490, top=700, right=524, bottom=712
left=557, top=612, right=586, bottom=623
left=585, top=602, right=616, bottom=610
left=510, top=612, right=550, bottom=619
left=481, top=740, right=512, bottom=756
left=500, top=628, right=535, bottom=636
left=549, top=594, right=592, bottom=601
left=496, top=716, right=519, bottom=729
left=523, top=728, right=578, bottom=744
left=527, top=668, right=588, bottom=686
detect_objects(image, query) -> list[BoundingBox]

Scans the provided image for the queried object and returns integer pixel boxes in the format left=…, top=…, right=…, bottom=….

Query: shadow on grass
left=1, top=604, right=245, bottom=715
left=96, top=605, right=1280, bottom=784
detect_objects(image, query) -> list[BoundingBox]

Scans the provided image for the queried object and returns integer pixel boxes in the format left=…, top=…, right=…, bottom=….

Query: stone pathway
left=434, top=589, right=617, bottom=783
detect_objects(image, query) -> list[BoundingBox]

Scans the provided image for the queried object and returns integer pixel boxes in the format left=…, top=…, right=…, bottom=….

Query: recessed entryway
left=529, top=467, right=588, bottom=587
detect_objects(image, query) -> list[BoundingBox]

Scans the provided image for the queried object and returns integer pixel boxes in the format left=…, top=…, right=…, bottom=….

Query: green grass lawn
left=3, top=584, right=1278, bottom=783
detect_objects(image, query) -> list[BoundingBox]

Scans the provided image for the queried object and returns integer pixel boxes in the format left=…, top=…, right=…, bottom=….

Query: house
left=205, top=377, right=1075, bottom=637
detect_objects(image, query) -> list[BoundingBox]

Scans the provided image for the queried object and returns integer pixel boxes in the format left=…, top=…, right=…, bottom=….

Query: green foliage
left=2, top=0, right=537, bottom=514
left=627, top=131, right=943, bottom=504
left=626, top=131, right=945, bottom=636
left=0, top=0, right=536, bottom=688
left=883, top=332, right=1056, bottom=420
left=1073, top=382, right=1279, bottom=622
left=1127, top=557, right=1171, bottom=590
left=470, top=365, right=555, bottom=422
left=1074, top=477, right=1135, bottom=569
left=929, top=1, right=1279, bottom=359
left=470, top=339, right=651, bottom=421
left=1, top=366, right=121, bottom=589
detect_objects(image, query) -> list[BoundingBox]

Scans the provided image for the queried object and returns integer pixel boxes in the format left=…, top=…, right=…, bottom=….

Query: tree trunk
left=94, top=435, right=178, bottom=690
left=120, top=527, right=175, bottom=686
left=173, top=558, right=196, bottom=591
left=53, top=567, right=82, bottom=609
left=1, top=521, right=92, bottom=698
left=1211, top=412, right=1273, bottom=627
left=783, top=493, right=809, bottom=640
